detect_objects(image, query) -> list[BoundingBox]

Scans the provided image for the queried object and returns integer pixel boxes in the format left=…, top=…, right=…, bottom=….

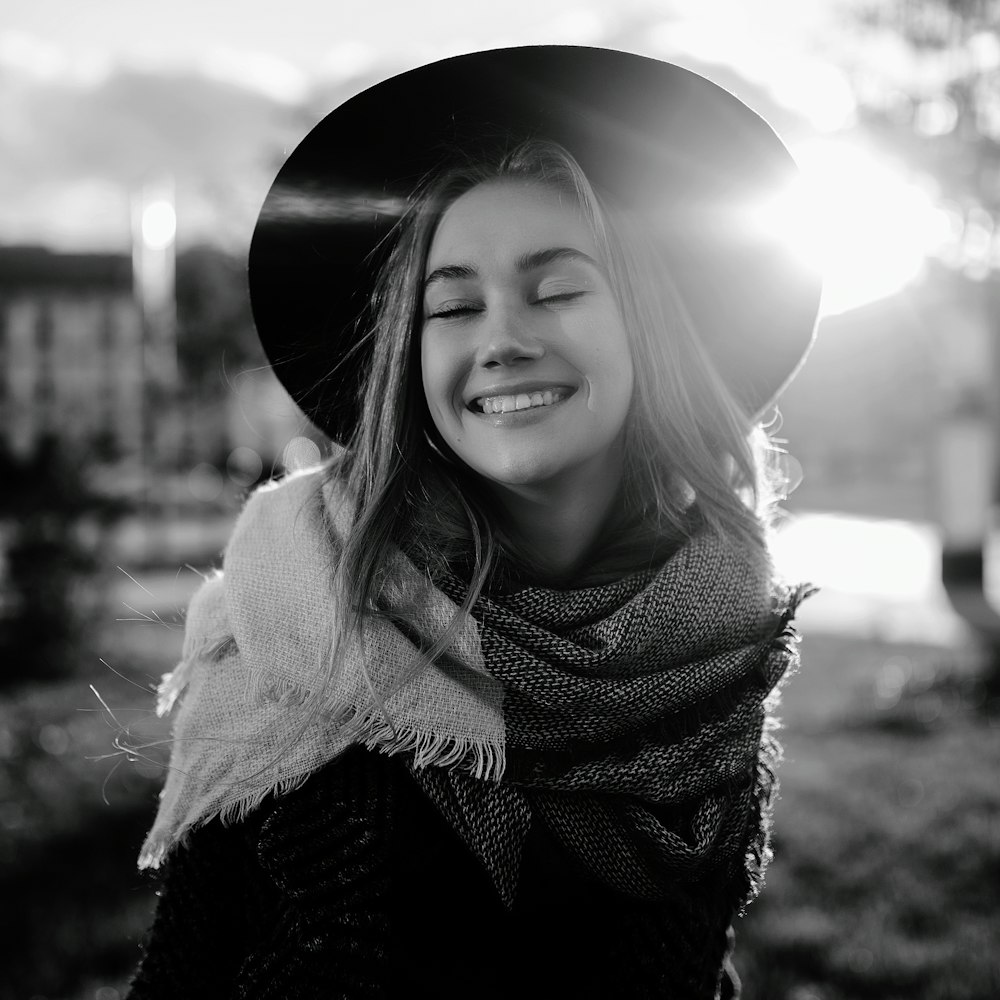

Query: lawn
left=1, top=616, right=998, bottom=999
left=736, top=633, right=1000, bottom=1000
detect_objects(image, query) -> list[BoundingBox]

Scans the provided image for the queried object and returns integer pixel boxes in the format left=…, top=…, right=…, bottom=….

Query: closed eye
left=426, top=304, right=482, bottom=320
left=536, top=291, right=588, bottom=306
left=427, top=290, right=587, bottom=320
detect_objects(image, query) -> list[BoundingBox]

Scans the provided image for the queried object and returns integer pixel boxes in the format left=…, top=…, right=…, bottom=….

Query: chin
left=467, top=454, right=568, bottom=489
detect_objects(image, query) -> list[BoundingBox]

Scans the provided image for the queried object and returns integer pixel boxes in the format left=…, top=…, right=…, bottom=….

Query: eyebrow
left=423, top=246, right=604, bottom=290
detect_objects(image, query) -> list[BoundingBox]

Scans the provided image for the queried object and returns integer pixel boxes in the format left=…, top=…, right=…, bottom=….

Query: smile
left=473, top=388, right=571, bottom=414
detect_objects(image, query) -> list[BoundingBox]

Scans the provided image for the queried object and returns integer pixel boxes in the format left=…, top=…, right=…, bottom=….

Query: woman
left=127, top=46, right=821, bottom=999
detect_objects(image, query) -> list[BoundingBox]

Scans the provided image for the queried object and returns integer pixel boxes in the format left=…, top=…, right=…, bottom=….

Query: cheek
left=604, top=359, right=635, bottom=426
left=608, top=317, right=636, bottom=400
left=620, top=348, right=636, bottom=401
left=420, top=334, right=459, bottom=426
left=419, top=336, right=434, bottom=408
left=580, top=318, right=635, bottom=411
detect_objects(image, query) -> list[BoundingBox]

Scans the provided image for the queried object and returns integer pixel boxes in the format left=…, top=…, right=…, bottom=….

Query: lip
left=463, top=380, right=577, bottom=412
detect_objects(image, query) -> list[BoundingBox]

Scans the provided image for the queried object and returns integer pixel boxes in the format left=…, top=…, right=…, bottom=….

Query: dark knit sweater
left=127, top=744, right=743, bottom=999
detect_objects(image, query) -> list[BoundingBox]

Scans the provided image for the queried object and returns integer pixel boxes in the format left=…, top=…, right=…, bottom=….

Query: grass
left=734, top=633, right=1000, bottom=1000
left=0, top=618, right=180, bottom=1000
left=1, top=621, right=998, bottom=999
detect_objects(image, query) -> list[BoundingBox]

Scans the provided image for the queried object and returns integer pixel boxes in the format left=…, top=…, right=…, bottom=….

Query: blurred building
left=0, top=247, right=142, bottom=459
left=0, top=245, right=309, bottom=498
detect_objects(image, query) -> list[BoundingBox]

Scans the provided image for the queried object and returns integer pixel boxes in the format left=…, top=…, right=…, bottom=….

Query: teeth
left=477, top=390, right=565, bottom=413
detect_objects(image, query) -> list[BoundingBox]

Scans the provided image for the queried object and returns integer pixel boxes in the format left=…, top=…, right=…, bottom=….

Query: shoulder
left=228, top=460, right=338, bottom=545
left=224, top=455, right=354, bottom=574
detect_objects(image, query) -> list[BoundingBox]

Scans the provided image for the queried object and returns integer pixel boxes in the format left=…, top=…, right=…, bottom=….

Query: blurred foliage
left=849, top=0, right=1000, bottom=216
left=0, top=435, right=130, bottom=690
left=175, top=243, right=265, bottom=390
left=854, top=0, right=998, bottom=47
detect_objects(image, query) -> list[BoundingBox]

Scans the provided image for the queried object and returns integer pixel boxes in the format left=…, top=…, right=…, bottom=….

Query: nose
left=476, top=305, right=545, bottom=369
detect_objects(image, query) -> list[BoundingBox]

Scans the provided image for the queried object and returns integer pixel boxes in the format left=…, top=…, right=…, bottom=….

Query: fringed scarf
left=137, top=463, right=810, bottom=914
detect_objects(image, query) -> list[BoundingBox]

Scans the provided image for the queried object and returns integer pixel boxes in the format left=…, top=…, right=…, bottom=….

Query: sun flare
left=756, top=139, right=952, bottom=316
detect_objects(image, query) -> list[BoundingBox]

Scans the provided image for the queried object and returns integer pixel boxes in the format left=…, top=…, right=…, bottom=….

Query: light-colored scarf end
left=360, top=718, right=506, bottom=782
left=137, top=766, right=319, bottom=871
left=156, top=636, right=235, bottom=717
left=138, top=833, right=170, bottom=871
left=244, top=665, right=507, bottom=781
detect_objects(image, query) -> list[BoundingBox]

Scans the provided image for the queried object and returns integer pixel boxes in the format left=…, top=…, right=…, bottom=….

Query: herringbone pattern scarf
left=411, top=537, right=810, bottom=910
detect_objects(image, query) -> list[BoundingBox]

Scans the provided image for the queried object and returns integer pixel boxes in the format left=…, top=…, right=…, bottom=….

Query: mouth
left=469, top=387, right=575, bottom=415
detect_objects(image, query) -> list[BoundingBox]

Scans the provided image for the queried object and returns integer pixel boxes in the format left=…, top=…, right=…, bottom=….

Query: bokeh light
left=226, top=446, right=263, bottom=487
left=140, top=199, right=176, bottom=250
left=187, top=462, right=224, bottom=501
left=36, top=724, right=69, bottom=756
left=282, top=436, right=321, bottom=471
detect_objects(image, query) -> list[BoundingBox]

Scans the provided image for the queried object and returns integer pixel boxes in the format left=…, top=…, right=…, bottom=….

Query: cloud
left=318, top=40, right=377, bottom=83
left=198, top=47, right=309, bottom=104
left=0, top=65, right=301, bottom=251
left=0, top=29, right=110, bottom=85
left=0, top=178, right=129, bottom=250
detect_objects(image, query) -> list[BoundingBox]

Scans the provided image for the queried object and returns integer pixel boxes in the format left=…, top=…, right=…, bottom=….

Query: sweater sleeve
left=125, top=815, right=274, bottom=1000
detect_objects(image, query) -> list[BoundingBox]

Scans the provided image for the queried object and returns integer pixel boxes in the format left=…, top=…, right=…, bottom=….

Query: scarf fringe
left=137, top=718, right=504, bottom=874
left=734, top=725, right=781, bottom=916
left=215, top=767, right=315, bottom=827
left=244, top=666, right=506, bottom=782
left=731, top=586, right=812, bottom=915
left=357, top=713, right=506, bottom=781
left=137, top=765, right=318, bottom=871
left=138, top=833, right=173, bottom=871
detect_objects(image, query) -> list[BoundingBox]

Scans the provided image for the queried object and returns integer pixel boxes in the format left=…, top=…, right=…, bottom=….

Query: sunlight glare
left=767, top=59, right=857, bottom=132
left=772, top=514, right=940, bottom=600
left=754, top=139, right=951, bottom=315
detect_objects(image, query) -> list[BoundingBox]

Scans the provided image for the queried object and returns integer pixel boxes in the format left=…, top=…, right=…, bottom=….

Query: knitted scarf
left=137, top=463, right=809, bottom=915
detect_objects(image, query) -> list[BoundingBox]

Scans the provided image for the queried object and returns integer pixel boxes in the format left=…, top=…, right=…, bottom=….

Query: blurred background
left=1, top=1, right=999, bottom=998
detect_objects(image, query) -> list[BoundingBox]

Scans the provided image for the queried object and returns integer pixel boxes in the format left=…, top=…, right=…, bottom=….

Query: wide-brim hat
left=249, top=45, right=821, bottom=443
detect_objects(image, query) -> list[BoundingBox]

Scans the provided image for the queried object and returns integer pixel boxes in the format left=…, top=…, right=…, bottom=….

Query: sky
left=3, top=0, right=608, bottom=67
left=4, top=0, right=965, bottom=316
left=0, top=0, right=858, bottom=248
left=1, top=0, right=846, bottom=98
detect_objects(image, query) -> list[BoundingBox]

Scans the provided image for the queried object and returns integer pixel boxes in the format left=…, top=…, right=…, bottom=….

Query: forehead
left=425, top=179, right=597, bottom=270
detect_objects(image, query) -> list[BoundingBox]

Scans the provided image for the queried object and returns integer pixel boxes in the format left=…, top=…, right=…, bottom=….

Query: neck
left=488, top=456, right=627, bottom=582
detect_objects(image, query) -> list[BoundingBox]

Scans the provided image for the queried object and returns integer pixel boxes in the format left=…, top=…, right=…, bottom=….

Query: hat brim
left=249, top=45, right=821, bottom=442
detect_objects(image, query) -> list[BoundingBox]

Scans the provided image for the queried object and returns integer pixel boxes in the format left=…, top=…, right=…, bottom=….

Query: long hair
left=307, top=137, right=786, bottom=734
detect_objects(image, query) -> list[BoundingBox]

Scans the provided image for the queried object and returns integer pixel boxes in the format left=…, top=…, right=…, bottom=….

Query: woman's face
left=420, top=179, right=634, bottom=495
